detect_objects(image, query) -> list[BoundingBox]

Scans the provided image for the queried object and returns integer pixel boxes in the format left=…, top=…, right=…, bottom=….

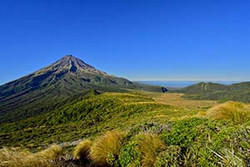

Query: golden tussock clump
left=35, top=144, right=62, bottom=160
left=89, top=131, right=126, bottom=166
left=206, top=101, right=250, bottom=124
left=73, top=139, right=92, bottom=160
left=137, top=133, right=165, bottom=167
left=0, top=144, right=62, bottom=167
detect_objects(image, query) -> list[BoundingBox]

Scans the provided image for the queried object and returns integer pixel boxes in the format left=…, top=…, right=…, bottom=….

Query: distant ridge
left=0, top=55, right=163, bottom=123
left=179, top=82, right=250, bottom=103
left=138, top=81, right=240, bottom=88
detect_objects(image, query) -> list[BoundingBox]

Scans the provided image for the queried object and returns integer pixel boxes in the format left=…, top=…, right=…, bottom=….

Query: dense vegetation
left=1, top=56, right=249, bottom=166
left=178, top=82, right=250, bottom=103
left=0, top=91, right=172, bottom=149
left=0, top=91, right=249, bottom=166
left=1, top=119, right=249, bottom=166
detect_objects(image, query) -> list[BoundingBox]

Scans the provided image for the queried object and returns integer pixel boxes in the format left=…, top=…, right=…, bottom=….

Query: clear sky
left=1, top=0, right=250, bottom=85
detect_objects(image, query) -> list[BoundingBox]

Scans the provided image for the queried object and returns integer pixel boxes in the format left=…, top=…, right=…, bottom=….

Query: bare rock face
left=26, top=55, right=112, bottom=87
left=40, top=55, right=107, bottom=75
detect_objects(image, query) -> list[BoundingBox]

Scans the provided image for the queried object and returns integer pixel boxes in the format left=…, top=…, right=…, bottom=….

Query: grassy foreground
left=0, top=91, right=249, bottom=166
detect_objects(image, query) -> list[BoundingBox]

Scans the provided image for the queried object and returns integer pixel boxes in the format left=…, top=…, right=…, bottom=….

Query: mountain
left=0, top=55, right=163, bottom=123
left=178, top=82, right=250, bottom=103
left=180, top=82, right=229, bottom=93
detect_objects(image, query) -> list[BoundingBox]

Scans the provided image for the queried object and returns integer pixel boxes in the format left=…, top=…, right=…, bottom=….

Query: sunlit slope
left=0, top=92, right=207, bottom=149
left=0, top=91, right=249, bottom=166
left=178, top=82, right=250, bottom=103
left=133, top=91, right=217, bottom=109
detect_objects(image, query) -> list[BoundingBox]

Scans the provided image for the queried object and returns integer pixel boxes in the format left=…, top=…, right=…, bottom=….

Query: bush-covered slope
left=178, top=82, right=250, bottom=103
left=0, top=92, right=185, bottom=149
left=0, top=91, right=249, bottom=166
left=1, top=119, right=249, bottom=167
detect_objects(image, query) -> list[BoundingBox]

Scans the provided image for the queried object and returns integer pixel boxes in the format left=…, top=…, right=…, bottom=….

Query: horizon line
left=132, top=79, right=249, bottom=82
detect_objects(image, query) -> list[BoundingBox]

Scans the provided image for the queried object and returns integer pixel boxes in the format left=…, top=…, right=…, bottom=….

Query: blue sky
left=1, top=0, right=250, bottom=84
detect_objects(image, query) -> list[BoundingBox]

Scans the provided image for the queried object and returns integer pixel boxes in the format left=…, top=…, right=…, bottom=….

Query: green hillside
left=178, top=82, right=250, bottom=103
left=0, top=91, right=249, bottom=166
left=0, top=91, right=179, bottom=148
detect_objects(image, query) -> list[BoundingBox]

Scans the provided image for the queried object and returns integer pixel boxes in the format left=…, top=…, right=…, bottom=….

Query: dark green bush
left=155, top=145, right=181, bottom=167
left=118, top=141, right=141, bottom=167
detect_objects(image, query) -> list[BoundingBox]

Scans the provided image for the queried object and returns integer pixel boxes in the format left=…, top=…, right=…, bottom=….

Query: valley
left=0, top=90, right=249, bottom=166
left=1, top=0, right=250, bottom=166
left=0, top=56, right=249, bottom=167
left=136, top=91, right=217, bottom=110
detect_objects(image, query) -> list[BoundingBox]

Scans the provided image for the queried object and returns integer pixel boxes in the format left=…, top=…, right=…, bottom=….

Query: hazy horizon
left=137, top=80, right=241, bottom=88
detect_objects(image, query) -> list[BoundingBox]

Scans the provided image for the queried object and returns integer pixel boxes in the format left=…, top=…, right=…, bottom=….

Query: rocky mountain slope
left=0, top=55, right=163, bottom=123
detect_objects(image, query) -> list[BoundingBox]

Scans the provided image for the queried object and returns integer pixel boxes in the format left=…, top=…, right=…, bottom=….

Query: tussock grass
left=37, top=144, right=62, bottom=160
left=0, top=144, right=62, bottom=167
left=208, top=147, right=245, bottom=167
left=73, top=139, right=92, bottom=161
left=220, top=149, right=245, bottom=167
left=90, top=131, right=126, bottom=166
left=137, top=133, right=165, bottom=167
left=206, top=101, right=250, bottom=124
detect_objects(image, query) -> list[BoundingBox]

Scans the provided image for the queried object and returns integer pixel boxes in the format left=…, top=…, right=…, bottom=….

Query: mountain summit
left=30, top=55, right=110, bottom=82
left=0, top=55, right=133, bottom=97
left=45, top=55, right=107, bottom=75
left=0, top=55, right=162, bottom=123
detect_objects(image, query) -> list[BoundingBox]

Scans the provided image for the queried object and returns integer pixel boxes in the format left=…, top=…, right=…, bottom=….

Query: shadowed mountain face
left=0, top=55, right=132, bottom=95
left=0, top=55, right=159, bottom=123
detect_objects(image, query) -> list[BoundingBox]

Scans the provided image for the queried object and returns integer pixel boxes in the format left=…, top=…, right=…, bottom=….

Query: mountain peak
left=59, top=55, right=80, bottom=62
left=47, top=55, right=109, bottom=76
left=0, top=54, right=161, bottom=122
left=61, top=55, right=76, bottom=60
left=64, top=55, right=73, bottom=58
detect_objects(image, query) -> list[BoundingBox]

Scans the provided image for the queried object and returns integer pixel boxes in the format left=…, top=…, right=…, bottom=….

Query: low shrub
left=162, top=118, right=205, bottom=147
left=118, top=141, right=141, bottom=167
left=155, top=145, right=181, bottom=167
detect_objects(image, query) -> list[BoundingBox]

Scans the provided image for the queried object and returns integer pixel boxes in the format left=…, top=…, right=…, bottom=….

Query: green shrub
left=162, top=118, right=205, bottom=147
left=119, top=141, right=141, bottom=167
left=155, top=145, right=181, bottom=167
